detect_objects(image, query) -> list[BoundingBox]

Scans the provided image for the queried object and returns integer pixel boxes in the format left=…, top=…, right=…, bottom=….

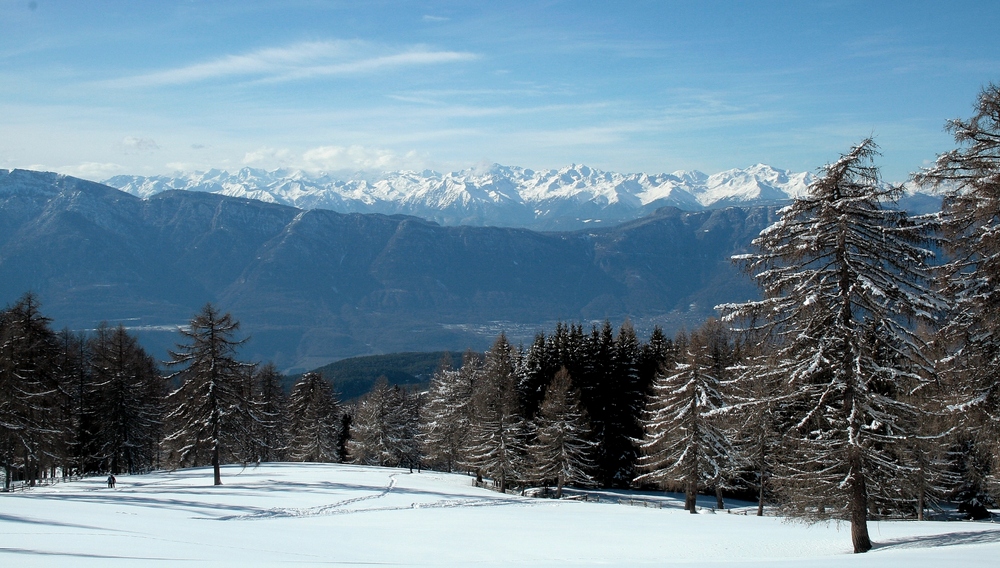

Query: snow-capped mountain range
left=103, top=163, right=931, bottom=230
left=103, top=163, right=812, bottom=229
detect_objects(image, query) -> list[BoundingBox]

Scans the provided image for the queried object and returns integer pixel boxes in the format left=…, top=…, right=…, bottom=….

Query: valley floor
left=1, top=463, right=998, bottom=567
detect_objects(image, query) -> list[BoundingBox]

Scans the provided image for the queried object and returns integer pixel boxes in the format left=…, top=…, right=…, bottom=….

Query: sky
left=0, top=1, right=997, bottom=183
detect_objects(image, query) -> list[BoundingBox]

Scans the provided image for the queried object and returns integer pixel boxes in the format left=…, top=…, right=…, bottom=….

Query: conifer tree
left=576, top=321, right=617, bottom=486
left=464, top=334, right=526, bottom=493
left=56, top=328, right=93, bottom=475
left=527, top=367, right=596, bottom=497
left=250, top=363, right=289, bottom=463
left=915, top=83, right=1000, bottom=499
left=88, top=323, right=163, bottom=474
left=420, top=353, right=474, bottom=472
left=163, top=304, right=254, bottom=486
left=635, top=327, right=736, bottom=512
left=348, top=378, right=418, bottom=467
left=0, top=293, right=63, bottom=489
left=721, top=139, right=939, bottom=552
left=287, top=372, right=341, bottom=462
left=726, top=327, right=785, bottom=517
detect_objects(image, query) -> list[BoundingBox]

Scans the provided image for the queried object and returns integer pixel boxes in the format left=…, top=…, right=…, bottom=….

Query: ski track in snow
left=212, top=474, right=528, bottom=521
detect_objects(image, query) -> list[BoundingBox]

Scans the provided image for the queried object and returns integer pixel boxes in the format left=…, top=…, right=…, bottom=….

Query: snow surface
left=2, top=463, right=998, bottom=567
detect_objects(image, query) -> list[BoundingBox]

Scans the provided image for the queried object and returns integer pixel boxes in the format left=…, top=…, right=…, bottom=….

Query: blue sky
left=1, top=1, right=997, bottom=182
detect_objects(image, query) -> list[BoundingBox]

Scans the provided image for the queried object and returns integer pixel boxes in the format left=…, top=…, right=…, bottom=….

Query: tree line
left=0, top=300, right=352, bottom=489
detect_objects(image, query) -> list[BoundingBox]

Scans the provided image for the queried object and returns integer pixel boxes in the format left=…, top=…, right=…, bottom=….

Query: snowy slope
left=2, top=463, right=997, bottom=567
left=104, top=164, right=818, bottom=229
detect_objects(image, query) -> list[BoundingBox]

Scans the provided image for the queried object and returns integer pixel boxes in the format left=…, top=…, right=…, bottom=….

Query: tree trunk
left=686, top=480, right=697, bottom=513
left=556, top=472, right=564, bottom=499
left=917, top=485, right=925, bottom=521
left=848, top=451, right=872, bottom=553
left=212, top=385, right=222, bottom=485
left=715, top=486, right=725, bottom=510
left=757, top=443, right=766, bottom=516
left=757, top=481, right=765, bottom=517
left=212, top=444, right=222, bottom=486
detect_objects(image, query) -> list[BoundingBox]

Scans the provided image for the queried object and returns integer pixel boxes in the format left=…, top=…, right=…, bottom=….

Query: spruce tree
left=250, top=363, right=289, bottom=463
left=348, top=378, right=418, bottom=467
left=420, top=354, right=473, bottom=472
left=163, top=304, right=253, bottom=486
left=721, top=139, right=939, bottom=552
left=635, top=327, right=736, bottom=512
left=287, top=372, right=341, bottom=463
left=464, top=334, right=526, bottom=493
left=526, top=367, right=596, bottom=497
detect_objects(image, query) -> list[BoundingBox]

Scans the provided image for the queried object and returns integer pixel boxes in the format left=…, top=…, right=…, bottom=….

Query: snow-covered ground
left=1, top=463, right=997, bottom=567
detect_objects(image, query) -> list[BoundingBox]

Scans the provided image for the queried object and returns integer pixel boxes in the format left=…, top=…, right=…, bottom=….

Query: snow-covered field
left=2, top=463, right=998, bottom=567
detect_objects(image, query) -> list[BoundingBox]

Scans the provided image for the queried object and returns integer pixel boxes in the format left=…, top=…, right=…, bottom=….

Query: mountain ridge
left=103, top=163, right=817, bottom=230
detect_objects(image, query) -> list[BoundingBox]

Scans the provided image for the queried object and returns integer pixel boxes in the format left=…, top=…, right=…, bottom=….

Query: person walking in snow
left=108, top=474, right=116, bottom=488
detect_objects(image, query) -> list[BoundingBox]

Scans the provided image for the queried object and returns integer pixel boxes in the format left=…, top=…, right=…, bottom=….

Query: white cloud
left=301, top=145, right=424, bottom=172
left=107, top=40, right=476, bottom=87
left=242, top=147, right=293, bottom=166
left=422, top=15, right=450, bottom=22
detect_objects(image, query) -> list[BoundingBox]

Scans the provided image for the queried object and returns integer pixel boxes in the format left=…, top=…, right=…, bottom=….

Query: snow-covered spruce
left=526, top=367, right=598, bottom=497
left=286, top=372, right=342, bottom=463
left=719, top=138, right=941, bottom=553
left=462, top=334, right=527, bottom=493
left=87, top=323, right=163, bottom=475
left=348, top=377, right=419, bottom=469
left=635, top=321, right=738, bottom=513
left=0, top=293, right=64, bottom=490
left=419, top=352, right=476, bottom=473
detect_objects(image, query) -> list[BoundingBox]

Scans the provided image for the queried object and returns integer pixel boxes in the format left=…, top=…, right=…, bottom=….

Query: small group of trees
left=0, top=295, right=163, bottom=489
left=416, top=321, right=675, bottom=494
left=0, top=300, right=351, bottom=488
left=637, top=84, right=1000, bottom=554
left=161, top=305, right=350, bottom=485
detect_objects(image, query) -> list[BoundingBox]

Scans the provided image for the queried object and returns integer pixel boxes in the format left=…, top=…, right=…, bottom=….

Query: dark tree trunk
left=849, top=451, right=872, bottom=553
left=685, top=480, right=697, bottom=513
left=213, top=445, right=222, bottom=486
left=757, top=442, right=766, bottom=516
left=556, top=472, right=564, bottom=499
left=715, top=486, right=725, bottom=510
left=917, top=483, right=925, bottom=521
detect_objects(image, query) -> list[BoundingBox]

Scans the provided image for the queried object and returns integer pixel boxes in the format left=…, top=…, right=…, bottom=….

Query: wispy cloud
left=56, top=162, right=127, bottom=180
left=238, top=144, right=427, bottom=173
left=104, top=40, right=477, bottom=88
left=121, top=136, right=160, bottom=153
